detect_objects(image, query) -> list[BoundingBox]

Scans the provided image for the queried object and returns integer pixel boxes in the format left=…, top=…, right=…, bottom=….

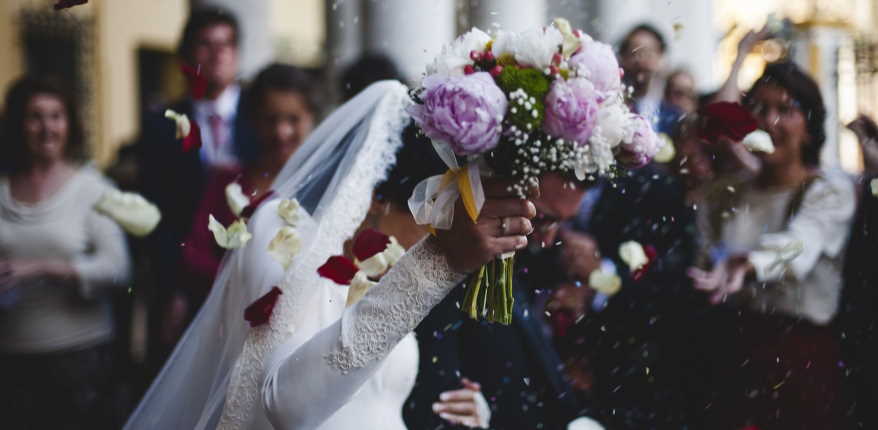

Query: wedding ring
left=499, top=217, right=509, bottom=235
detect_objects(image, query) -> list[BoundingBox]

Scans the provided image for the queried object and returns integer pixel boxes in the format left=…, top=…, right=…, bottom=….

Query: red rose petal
left=550, top=310, right=575, bottom=338
left=244, top=286, right=282, bottom=327
left=317, top=256, right=359, bottom=285
left=352, top=229, right=391, bottom=261
left=182, top=120, right=202, bottom=152
left=698, top=102, right=757, bottom=143
left=54, top=0, right=87, bottom=10
left=240, top=190, right=276, bottom=219
left=631, top=245, right=658, bottom=281
left=181, top=64, right=208, bottom=100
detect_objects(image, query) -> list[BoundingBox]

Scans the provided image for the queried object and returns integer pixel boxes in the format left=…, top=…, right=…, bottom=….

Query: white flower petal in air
left=567, top=416, right=606, bottom=430
left=356, top=252, right=390, bottom=278
left=871, top=178, right=878, bottom=197
left=384, top=237, right=406, bottom=266
left=225, top=183, right=250, bottom=217
left=619, top=241, right=648, bottom=272
left=346, top=271, right=377, bottom=307
left=164, top=109, right=191, bottom=139
left=95, top=189, right=162, bottom=237
left=267, top=226, right=301, bottom=269
left=589, top=268, right=622, bottom=296
left=653, top=133, right=676, bottom=163
left=742, top=129, right=775, bottom=154
left=277, top=199, right=301, bottom=227
left=208, top=215, right=252, bottom=249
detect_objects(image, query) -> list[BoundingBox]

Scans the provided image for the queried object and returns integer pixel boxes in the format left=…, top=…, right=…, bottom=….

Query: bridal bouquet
left=408, top=19, right=659, bottom=324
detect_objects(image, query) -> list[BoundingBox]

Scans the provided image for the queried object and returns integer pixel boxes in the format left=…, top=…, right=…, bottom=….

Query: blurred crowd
left=4, top=5, right=878, bottom=430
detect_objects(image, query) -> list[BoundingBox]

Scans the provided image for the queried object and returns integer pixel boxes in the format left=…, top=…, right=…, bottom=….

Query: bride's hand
left=435, top=179, right=536, bottom=273
left=433, top=378, right=491, bottom=428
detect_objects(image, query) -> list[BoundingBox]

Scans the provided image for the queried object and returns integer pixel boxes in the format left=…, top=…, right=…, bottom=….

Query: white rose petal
left=277, top=199, right=301, bottom=227
left=356, top=253, right=390, bottom=278
left=742, top=129, right=775, bottom=154
left=384, top=237, right=406, bottom=266
left=95, top=189, right=161, bottom=237
left=346, top=271, right=377, bottom=307
left=871, top=178, right=878, bottom=197
left=208, top=215, right=252, bottom=249
left=164, top=109, right=191, bottom=139
left=267, top=226, right=301, bottom=269
left=589, top=269, right=622, bottom=296
left=225, top=183, right=250, bottom=217
left=619, top=241, right=649, bottom=272
left=653, top=133, right=676, bottom=163
left=567, top=417, right=606, bottom=430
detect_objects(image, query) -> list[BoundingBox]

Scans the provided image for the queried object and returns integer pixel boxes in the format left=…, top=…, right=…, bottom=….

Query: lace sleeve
left=262, top=236, right=466, bottom=430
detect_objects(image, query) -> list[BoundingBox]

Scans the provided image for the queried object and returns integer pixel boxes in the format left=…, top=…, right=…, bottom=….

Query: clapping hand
left=688, top=256, right=753, bottom=304
left=433, top=378, right=491, bottom=428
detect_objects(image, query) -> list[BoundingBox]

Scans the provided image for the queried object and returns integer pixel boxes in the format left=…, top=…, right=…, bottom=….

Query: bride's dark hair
left=375, top=120, right=446, bottom=209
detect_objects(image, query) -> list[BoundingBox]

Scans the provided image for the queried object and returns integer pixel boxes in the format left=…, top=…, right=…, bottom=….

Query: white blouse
left=0, top=167, right=131, bottom=353
left=699, top=169, right=856, bottom=324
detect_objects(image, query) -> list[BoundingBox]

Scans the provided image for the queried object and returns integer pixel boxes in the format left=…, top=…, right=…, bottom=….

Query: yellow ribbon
left=426, top=166, right=482, bottom=235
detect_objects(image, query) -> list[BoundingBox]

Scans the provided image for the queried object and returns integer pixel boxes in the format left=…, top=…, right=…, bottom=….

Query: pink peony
left=569, top=40, right=621, bottom=96
left=543, top=78, right=600, bottom=145
left=408, top=72, right=507, bottom=156
left=618, top=115, right=659, bottom=167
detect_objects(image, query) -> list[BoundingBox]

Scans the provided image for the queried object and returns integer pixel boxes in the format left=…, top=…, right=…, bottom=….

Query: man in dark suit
left=838, top=176, right=878, bottom=430
left=554, top=164, right=704, bottom=429
left=404, top=174, right=594, bottom=430
left=136, top=6, right=250, bottom=374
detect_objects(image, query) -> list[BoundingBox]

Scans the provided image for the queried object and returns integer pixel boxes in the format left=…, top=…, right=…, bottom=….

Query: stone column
left=469, top=0, right=547, bottom=33
left=363, top=0, right=455, bottom=84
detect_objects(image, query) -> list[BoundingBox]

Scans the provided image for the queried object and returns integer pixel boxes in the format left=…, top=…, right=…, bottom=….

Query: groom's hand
left=435, top=179, right=536, bottom=273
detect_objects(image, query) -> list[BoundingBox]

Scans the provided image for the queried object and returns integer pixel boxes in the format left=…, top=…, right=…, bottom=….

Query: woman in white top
left=689, top=62, right=856, bottom=430
left=125, top=81, right=532, bottom=429
left=0, top=76, right=131, bottom=429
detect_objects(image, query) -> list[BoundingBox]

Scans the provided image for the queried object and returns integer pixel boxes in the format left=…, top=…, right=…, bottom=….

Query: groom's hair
left=375, top=121, right=447, bottom=209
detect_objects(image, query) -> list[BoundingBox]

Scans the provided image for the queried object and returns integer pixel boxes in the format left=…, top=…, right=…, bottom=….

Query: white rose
left=208, top=215, right=252, bottom=249
left=95, top=189, right=161, bottom=237
left=164, top=109, right=191, bottom=139
left=588, top=268, right=622, bottom=296
left=426, top=27, right=492, bottom=77
left=267, top=226, right=301, bottom=269
left=653, top=133, right=676, bottom=163
left=277, top=199, right=301, bottom=227
left=225, top=182, right=250, bottom=217
left=346, top=271, right=376, bottom=307
left=619, top=241, right=648, bottom=272
left=492, top=26, right=563, bottom=70
left=742, top=129, right=775, bottom=154
left=593, top=100, right=632, bottom=149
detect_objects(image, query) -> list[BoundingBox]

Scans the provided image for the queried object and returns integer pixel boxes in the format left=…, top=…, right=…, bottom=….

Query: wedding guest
left=618, top=23, right=681, bottom=134
left=405, top=174, right=597, bottom=430
left=0, top=76, right=131, bottom=429
left=175, top=63, right=319, bottom=327
left=663, top=68, right=697, bottom=114
left=688, top=62, right=855, bottom=430
left=137, top=6, right=250, bottom=372
left=340, top=53, right=403, bottom=102
left=845, top=114, right=878, bottom=178
left=551, top=163, right=702, bottom=429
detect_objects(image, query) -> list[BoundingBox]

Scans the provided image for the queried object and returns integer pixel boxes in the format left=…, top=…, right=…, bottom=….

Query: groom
left=405, top=174, right=592, bottom=430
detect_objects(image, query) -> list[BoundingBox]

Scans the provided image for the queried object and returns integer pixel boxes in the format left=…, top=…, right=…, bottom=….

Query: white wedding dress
left=124, top=81, right=466, bottom=430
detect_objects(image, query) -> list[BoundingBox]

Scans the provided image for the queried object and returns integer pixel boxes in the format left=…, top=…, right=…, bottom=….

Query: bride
left=124, top=80, right=534, bottom=429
